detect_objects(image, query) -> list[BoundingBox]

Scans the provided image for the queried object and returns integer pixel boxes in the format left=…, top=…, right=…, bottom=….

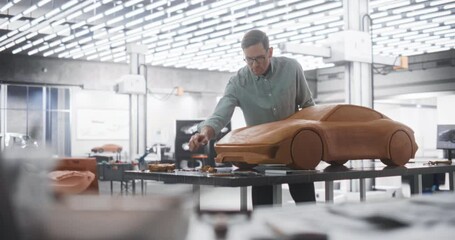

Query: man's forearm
left=200, top=126, right=215, bottom=140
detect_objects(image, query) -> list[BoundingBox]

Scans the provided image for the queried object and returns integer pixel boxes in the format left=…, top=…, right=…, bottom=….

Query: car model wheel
left=325, top=160, right=349, bottom=166
left=290, top=129, right=323, bottom=170
left=380, top=158, right=394, bottom=166
left=382, top=130, right=413, bottom=166
left=232, top=162, right=258, bottom=170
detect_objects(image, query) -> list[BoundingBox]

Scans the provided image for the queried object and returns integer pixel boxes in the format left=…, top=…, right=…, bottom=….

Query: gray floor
left=98, top=180, right=298, bottom=210
left=97, top=179, right=411, bottom=211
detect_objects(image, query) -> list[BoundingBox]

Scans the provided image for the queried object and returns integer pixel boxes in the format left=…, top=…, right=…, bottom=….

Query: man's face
left=243, top=43, right=273, bottom=76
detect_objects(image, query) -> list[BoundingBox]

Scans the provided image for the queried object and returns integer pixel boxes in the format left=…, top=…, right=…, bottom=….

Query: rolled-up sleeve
left=295, top=61, right=315, bottom=109
left=198, top=78, right=239, bottom=135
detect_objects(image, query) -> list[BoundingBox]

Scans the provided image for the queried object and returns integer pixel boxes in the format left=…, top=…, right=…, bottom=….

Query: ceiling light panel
left=1, top=0, right=454, bottom=72
left=370, top=0, right=455, bottom=57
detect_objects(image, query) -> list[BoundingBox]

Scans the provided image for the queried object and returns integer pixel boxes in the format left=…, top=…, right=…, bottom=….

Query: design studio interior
left=1, top=0, right=455, bottom=239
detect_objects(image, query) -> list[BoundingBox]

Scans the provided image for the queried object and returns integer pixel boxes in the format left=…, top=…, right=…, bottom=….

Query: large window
left=1, top=85, right=71, bottom=156
left=45, top=88, right=71, bottom=156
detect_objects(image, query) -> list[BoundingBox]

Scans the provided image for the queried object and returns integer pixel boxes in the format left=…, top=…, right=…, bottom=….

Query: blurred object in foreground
left=46, top=195, right=191, bottom=240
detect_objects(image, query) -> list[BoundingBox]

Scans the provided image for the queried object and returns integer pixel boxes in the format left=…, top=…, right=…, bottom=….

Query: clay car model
left=215, top=104, right=418, bottom=170
left=91, top=144, right=122, bottom=153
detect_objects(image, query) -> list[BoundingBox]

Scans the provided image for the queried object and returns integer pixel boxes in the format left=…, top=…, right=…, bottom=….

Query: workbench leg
left=193, top=185, right=201, bottom=212
left=359, top=178, right=366, bottom=202
left=413, top=174, right=423, bottom=194
left=132, top=180, right=136, bottom=195
left=110, top=181, right=113, bottom=195
left=272, top=184, right=282, bottom=206
left=141, top=179, right=144, bottom=195
left=240, top=187, right=248, bottom=211
left=325, top=181, right=334, bottom=203
left=449, top=172, right=454, bottom=191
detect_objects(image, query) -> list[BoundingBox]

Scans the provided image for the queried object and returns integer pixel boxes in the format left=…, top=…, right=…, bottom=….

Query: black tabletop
left=123, top=162, right=455, bottom=187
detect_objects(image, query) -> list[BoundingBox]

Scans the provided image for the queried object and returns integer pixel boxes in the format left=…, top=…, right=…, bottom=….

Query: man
left=189, top=29, right=315, bottom=207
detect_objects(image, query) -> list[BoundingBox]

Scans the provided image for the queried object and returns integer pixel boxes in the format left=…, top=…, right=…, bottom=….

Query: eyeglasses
left=244, top=55, right=267, bottom=65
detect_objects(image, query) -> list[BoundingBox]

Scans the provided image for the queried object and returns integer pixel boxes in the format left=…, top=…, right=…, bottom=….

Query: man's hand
left=188, top=133, right=209, bottom=151
left=188, top=126, right=215, bottom=151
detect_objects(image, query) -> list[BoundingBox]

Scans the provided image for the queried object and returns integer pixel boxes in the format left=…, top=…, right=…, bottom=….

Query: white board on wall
left=76, top=109, right=129, bottom=140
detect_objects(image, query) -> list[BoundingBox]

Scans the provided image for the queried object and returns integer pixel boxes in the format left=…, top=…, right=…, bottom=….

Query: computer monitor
left=436, top=124, right=455, bottom=160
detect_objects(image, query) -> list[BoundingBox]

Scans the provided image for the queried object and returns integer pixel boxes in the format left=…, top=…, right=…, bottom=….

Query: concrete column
left=127, top=44, right=147, bottom=161
left=343, top=0, right=372, bottom=107
left=343, top=0, right=374, bottom=192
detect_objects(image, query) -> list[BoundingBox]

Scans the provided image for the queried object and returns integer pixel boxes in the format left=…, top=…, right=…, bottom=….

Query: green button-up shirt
left=199, top=56, right=314, bottom=135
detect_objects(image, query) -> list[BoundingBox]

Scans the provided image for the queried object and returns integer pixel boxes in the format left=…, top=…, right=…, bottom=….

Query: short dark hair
left=241, top=29, right=269, bottom=50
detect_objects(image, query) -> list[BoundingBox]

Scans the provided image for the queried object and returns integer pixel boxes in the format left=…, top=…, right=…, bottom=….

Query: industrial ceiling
left=0, top=0, right=454, bottom=72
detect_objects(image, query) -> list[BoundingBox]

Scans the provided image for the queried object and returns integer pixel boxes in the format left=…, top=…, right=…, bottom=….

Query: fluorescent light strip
left=163, top=14, right=184, bottom=24
left=370, top=12, right=388, bottom=19
left=105, top=5, right=124, bottom=16
left=107, top=16, right=124, bottom=25
left=289, top=33, right=312, bottom=41
left=204, top=9, right=228, bottom=19
left=255, top=17, right=281, bottom=27
left=444, top=3, right=455, bottom=9
left=406, top=7, right=438, bottom=17
left=87, top=14, right=103, bottom=23
left=222, top=11, right=246, bottom=22
left=145, top=0, right=166, bottom=11
left=430, top=0, right=455, bottom=6
left=232, top=23, right=254, bottom=33
left=416, top=35, right=441, bottom=42
left=54, top=46, right=65, bottom=53
left=314, top=16, right=341, bottom=25
left=392, top=31, right=419, bottom=38
left=0, top=2, right=15, bottom=13
left=435, top=29, right=455, bottom=35
left=83, top=2, right=102, bottom=13
left=386, top=18, right=415, bottom=27
left=411, top=23, right=440, bottom=31
left=376, top=38, right=401, bottom=45
left=420, top=10, right=452, bottom=20
left=377, top=0, right=410, bottom=11
left=248, top=3, right=275, bottom=15
left=238, top=14, right=263, bottom=24
left=284, top=22, right=311, bottom=31
left=373, top=15, right=402, bottom=24
left=9, top=13, right=24, bottom=23
left=160, top=23, right=184, bottom=32
left=125, top=8, right=145, bottom=18
left=23, top=5, right=38, bottom=15
left=166, top=2, right=190, bottom=14
left=44, top=33, right=57, bottom=41
left=71, top=20, right=87, bottom=29
left=300, top=25, right=326, bottom=33
left=185, top=5, right=209, bottom=16
left=423, top=26, right=450, bottom=33
left=377, top=28, right=407, bottom=36
left=125, top=18, right=144, bottom=28
left=400, top=20, right=428, bottom=29
left=432, top=15, right=455, bottom=23
left=295, top=12, right=326, bottom=24
left=391, top=3, right=425, bottom=14
left=314, top=27, right=340, bottom=36
left=294, top=0, right=325, bottom=10
left=124, top=0, right=143, bottom=8
left=283, top=9, right=311, bottom=21
left=301, top=35, right=326, bottom=43
left=312, top=2, right=342, bottom=12
left=61, top=0, right=79, bottom=10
